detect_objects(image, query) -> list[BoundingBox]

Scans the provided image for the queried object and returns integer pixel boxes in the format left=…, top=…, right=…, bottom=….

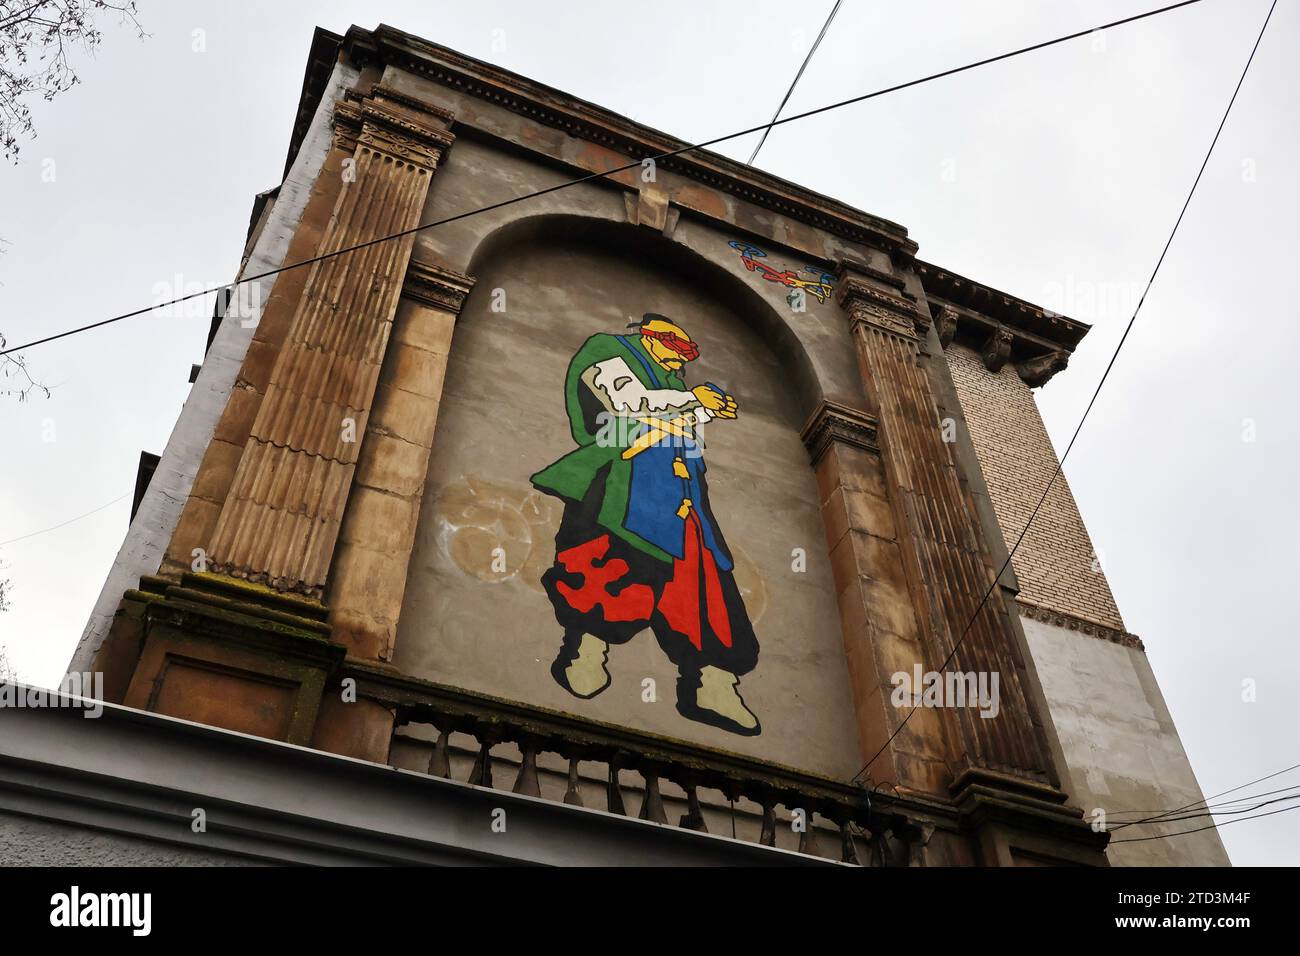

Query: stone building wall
left=61, top=22, right=1209, bottom=866
left=942, top=340, right=1229, bottom=865
left=945, top=343, right=1122, bottom=630
left=1022, top=617, right=1231, bottom=866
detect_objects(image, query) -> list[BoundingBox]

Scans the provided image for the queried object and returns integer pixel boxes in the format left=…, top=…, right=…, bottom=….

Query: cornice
left=1015, top=599, right=1144, bottom=651
left=916, top=262, right=1089, bottom=343
left=925, top=293, right=1076, bottom=387
left=338, top=24, right=919, bottom=260
left=917, top=262, right=1090, bottom=380
left=283, top=28, right=345, bottom=181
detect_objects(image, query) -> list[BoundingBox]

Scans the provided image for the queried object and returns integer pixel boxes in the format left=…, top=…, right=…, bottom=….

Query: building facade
left=6, top=23, right=1226, bottom=866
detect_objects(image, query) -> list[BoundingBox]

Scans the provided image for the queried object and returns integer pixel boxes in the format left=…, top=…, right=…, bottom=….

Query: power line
left=746, top=0, right=844, bottom=165
left=0, top=492, right=129, bottom=547
left=0, top=0, right=1208, bottom=358
left=1106, top=782, right=1300, bottom=819
left=852, top=0, right=1277, bottom=786
left=1110, top=801, right=1300, bottom=844
left=1135, top=790, right=1300, bottom=826
left=1108, top=759, right=1300, bottom=831
left=1107, top=789, right=1300, bottom=830
left=1108, top=777, right=1300, bottom=817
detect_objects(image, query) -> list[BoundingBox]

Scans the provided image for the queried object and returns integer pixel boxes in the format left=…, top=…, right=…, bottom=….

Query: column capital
left=800, top=400, right=879, bottom=466
left=834, top=261, right=924, bottom=340
left=334, top=85, right=456, bottom=168
left=402, top=260, right=477, bottom=313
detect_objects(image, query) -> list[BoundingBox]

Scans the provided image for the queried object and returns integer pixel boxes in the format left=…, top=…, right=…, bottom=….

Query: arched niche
left=462, top=214, right=826, bottom=423
left=392, top=213, right=863, bottom=778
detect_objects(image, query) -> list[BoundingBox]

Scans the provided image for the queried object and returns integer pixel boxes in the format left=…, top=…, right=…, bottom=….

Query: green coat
left=531, top=333, right=692, bottom=564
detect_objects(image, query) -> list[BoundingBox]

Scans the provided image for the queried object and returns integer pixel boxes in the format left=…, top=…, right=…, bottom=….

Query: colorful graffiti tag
left=728, top=240, right=835, bottom=304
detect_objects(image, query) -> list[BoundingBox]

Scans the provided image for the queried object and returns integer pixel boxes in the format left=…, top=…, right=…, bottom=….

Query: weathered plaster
left=1021, top=615, right=1230, bottom=866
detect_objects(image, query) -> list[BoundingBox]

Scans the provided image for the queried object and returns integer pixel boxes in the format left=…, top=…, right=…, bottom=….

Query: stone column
left=206, top=87, right=455, bottom=598
left=326, top=261, right=475, bottom=663
left=834, top=262, right=1055, bottom=790
left=310, top=262, right=475, bottom=762
left=117, top=87, right=458, bottom=747
left=803, top=401, right=956, bottom=795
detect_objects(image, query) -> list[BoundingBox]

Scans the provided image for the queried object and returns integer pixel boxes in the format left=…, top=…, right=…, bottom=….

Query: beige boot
left=679, top=665, right=761, bottom=736
left=551, top=632, right=611, bottom=699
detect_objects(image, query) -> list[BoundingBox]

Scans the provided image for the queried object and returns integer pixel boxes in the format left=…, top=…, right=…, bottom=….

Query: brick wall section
left=945, top=344, right=1125, bottom=630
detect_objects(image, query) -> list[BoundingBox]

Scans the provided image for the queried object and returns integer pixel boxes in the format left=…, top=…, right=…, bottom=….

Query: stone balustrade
left=345, top=662, right=951, bottom=865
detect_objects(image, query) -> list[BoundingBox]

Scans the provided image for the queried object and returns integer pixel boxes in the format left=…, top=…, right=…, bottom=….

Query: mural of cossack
left=531, top=315, right=762, bottom=736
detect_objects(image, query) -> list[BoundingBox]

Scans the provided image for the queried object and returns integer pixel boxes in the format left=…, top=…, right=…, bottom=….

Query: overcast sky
left=0, top=0, right=1295, bottom=865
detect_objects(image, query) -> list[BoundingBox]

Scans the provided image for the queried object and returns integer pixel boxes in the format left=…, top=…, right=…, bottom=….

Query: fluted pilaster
left=208, top=87, right=454, bottom=597
left=836, top=264, right=1053, bottom=784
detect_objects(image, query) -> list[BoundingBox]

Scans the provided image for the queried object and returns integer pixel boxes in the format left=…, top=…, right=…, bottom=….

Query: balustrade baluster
left=563, top=756, right=584, bottom=806
left=606, top=757, right=626, bottom=815
left=638, top=770, right=668, bottom=824
left=759, top=802, right=777, bottom=847
left=679, top=780, right=707, bottom=833
left=840, top=822, right=862, bottom=865
left=797, top=809, right=821, bottom=856
left=513, top=741, right=542, bottom=797
left=468, top=738, right=493, bottom=788
left=427, top=726, right=451, bottom=778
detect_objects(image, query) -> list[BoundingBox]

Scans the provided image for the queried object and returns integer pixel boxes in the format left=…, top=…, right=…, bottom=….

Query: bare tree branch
left=0, top=642, right=17, bottom=684
left=0, top=0, right=145, bottom=161
left=0, top=331, right=50, bottom=400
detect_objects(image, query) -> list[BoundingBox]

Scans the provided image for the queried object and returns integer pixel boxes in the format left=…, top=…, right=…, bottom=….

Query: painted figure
left=530, top=315, right=761, bottom=736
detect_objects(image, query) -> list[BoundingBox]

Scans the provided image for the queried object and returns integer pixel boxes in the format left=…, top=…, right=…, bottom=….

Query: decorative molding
left=336, top=26, right=919, bottom=260
left=1016, top=599, right=1144, bottom=651
left=916, top=261, right=1090, bottom=353
left=930, top=299, right=1071, bottom=387
left=334, top=89, right=456, bottom=169
left=402, top=261, right=477, bottom=313
left=331, top=101, right=361, bottom=154
left=1017, top=349, right=1070, bottom=388
left=935, top=306, right=958, bottom=349
left=370, top=83, right=456, bottom=124
left=360, top=122, right=453, bottom=168
left=800, top=400, right=880, bottom=465
left=980, top=327, right=1013, bottom=373
left=911, top=307, right=933, bottom=338
left=835, top=269, right=921, bottom=340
